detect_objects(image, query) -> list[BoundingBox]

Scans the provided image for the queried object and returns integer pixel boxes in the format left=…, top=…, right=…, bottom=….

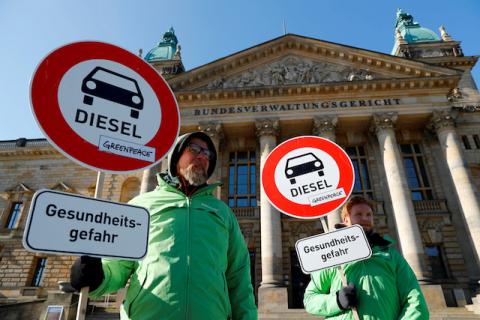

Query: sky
left=0, top=0, right=479, bottom=141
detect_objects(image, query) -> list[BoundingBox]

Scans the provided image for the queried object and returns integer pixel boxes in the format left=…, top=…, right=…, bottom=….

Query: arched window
left=119, top=178, right=141, bottom=203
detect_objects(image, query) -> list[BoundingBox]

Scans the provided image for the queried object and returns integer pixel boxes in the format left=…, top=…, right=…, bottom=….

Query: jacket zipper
left=185, top=197, right=191, bottom=320
left=127, top=263, right=148, bottom=317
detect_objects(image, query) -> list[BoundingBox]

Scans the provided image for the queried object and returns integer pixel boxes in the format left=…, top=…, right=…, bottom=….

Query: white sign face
left=295, top=225, right=371, bottom=273
left=275, top=147, right=341, bottom=206
left=58, top=59, right=161, bottom=149
left=23, top=190, right=150, bottom=260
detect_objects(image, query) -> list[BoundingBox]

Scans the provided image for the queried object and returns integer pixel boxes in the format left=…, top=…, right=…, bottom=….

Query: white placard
left=23, top=189, right=149, bottom=260
left=295, top=225, right=371, bottom=273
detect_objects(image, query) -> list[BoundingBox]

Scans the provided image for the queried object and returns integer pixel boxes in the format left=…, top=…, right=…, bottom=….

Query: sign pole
left=76, top=171, right=105, bottom=320
left=320, top=216, right=360, bottom=320
left=76, top=287, right=89, bottom=320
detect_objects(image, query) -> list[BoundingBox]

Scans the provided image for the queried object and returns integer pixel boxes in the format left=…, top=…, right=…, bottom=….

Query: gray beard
left=180, top=164, right=208, bottom=186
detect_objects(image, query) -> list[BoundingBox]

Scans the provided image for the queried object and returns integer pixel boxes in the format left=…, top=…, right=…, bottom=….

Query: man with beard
left=70, top=132, right=257, bottom=320
left=303, top=196, right=429, bottom=319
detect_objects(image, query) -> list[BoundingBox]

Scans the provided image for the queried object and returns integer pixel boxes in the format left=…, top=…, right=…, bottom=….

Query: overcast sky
left=1, top=0, right=478, bottom=140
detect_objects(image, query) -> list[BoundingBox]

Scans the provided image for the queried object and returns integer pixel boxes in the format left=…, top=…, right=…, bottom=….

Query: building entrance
left=290, top=250, right=311, bottom=308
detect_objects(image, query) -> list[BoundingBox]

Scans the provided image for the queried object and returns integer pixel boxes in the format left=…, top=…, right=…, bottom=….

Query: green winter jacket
left=303, top=235, right=429, bottom=320
left=90, top=174, right=257, bottom=320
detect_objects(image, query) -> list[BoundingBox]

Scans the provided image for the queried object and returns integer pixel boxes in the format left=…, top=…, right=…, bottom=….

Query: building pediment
left=169, top=34, right=460, bottom=92
left=200, top=55, right=385, bottom=90
left=6, top=183, right=32, bottom=194
left=50, top=182, right=75, bottom=193
left=0, top=183, right=33, bottom=199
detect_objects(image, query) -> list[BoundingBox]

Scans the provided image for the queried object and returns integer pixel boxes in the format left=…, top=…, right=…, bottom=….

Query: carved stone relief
left=418, top=217, right=450, bottom=244
left=204, top=56, right=382, bottom=89
left=447, top=88, right=463, bottom=102
left=240, top=223, right=255, bottom=248
left=288, top=222, right=316, bottom=247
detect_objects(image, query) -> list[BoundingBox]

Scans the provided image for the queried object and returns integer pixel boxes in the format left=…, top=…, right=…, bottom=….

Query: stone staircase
left=86, top=297, right=480, bottom=320
left=86, top=295, right=120, bottom=320
left=430, top=308, right=480, bottom=319
left=257, top=307, right=480, bottom=319
left=86, top=306, right=120, bottom=320
left=83, top=306, right=480, bottom=319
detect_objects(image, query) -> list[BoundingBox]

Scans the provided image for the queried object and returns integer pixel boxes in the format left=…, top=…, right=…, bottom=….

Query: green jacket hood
left=167, top=131, right=217, bottom=180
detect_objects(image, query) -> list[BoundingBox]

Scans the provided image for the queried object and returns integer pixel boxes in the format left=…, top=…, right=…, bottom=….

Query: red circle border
left=261, top=136, right=354, bottom=219
left=30, top=41, right=179, bottom=173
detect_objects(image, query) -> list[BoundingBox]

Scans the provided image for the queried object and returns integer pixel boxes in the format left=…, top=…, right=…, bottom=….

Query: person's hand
left=70, top=256, right=104, bottom=291
left=336, top=283, right=358, bottom=310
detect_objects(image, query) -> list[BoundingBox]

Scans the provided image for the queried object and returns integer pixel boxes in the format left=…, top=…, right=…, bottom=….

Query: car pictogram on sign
left=81, top=66, right=144, bottom=119
left=285, top=152, right=324, bottom=184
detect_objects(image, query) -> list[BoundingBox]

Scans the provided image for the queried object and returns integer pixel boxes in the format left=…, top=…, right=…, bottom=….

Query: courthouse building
left=1, top=10, right=480, bottom=318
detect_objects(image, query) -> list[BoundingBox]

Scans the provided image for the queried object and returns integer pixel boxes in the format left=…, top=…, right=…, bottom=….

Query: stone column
left=429, top=110, right=480, bottom=265
left=372, top=112, right=426, bottom=279
left=256, top=119, right=287, bottom=311
left=313, top=116, right=341, bottom=230
left=199, top=122, right=224, bottom=198
left=140, top=161, right=165, bottom=194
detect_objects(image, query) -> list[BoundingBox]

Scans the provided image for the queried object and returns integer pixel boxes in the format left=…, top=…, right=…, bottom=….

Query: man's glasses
left=187, top=143, right=213, bottom=160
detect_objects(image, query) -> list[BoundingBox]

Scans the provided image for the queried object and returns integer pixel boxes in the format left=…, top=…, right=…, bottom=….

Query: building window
left=473, top=135, right=480, bottom=149
left=5, top=202, right=22, bottom=229
left=425, top=245, right=449, bottom=279
left=461, top=135, right=471, bottom=150
left=400, top=144, right=433, bottom=200
left=345, top=146, right=373, bottom=199
left=228, top=151, right=257, bottom=207
left=31, top=258, right=47, bottom=287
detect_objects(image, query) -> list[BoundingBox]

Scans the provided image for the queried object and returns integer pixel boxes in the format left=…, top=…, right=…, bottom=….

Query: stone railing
left=232, top=206, right=259, bottom=219
left=413, top=199, right=449, bottom=214
left=0, top=138, right=49, bottom=149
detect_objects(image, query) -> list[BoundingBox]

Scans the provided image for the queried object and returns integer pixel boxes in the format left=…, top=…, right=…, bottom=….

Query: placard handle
left=321, top=216, right=360, bottom=320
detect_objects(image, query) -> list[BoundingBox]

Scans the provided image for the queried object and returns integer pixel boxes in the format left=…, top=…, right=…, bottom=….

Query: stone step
left=466, top=304, right=480, bottom=313
left=473, top=295, right=480, bottom=302
left=86, top=306, right=120, bottom=320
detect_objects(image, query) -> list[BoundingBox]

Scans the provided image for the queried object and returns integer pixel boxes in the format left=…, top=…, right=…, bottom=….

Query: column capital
left=198, top=121, right=224, bottom=141
left=428, top=110, right=456, bottom=132
left=312, top=116, right=338, bottom=136
left=370, top=112, right=398, bottom=134
left=255, top=119, right=279, bottom=138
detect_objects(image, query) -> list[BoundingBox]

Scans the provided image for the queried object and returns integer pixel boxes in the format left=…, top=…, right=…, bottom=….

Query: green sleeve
left=225, top=211, right=258, bottom=320
left=394, top=250, right=429, bottom=320
left=303, top=269, right=344, bottom=317
left=89, top=259, right=137, bottom=298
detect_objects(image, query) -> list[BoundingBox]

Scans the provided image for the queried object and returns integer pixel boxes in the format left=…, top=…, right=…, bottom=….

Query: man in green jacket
left=303, top=196, right=429, bottom=319
left=70, top=132, right=257, bottom=320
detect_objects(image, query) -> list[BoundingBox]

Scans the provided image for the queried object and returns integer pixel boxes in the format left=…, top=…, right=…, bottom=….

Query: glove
left=70, top=256, right=104, bottom=291
left=336, top=283, right=358, bottom=310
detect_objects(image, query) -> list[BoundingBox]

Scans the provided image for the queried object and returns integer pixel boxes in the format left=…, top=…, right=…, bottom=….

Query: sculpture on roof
left=396, top=9, right=415, bottom=27
left=161, top=27, right=178, bottom=45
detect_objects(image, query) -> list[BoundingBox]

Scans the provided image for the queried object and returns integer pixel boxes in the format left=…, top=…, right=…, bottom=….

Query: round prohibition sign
left=262, top=136, right=354, bottom=219
left=30, top=41, right=179, bottom=173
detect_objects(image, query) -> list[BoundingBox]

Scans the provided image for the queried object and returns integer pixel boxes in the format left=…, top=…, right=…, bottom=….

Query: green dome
left=145, top=27, right=178, bottom=62
left=395, top=9, right=440, bottom=43
left=401, top=25, right=440, bottom=43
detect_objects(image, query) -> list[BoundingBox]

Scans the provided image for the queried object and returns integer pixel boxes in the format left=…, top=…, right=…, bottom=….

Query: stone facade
left=1, top=30, right=480, bottom=317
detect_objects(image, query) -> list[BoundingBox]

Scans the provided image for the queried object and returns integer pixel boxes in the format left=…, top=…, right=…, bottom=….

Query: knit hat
left=167, top=131, right=217, bottom=180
